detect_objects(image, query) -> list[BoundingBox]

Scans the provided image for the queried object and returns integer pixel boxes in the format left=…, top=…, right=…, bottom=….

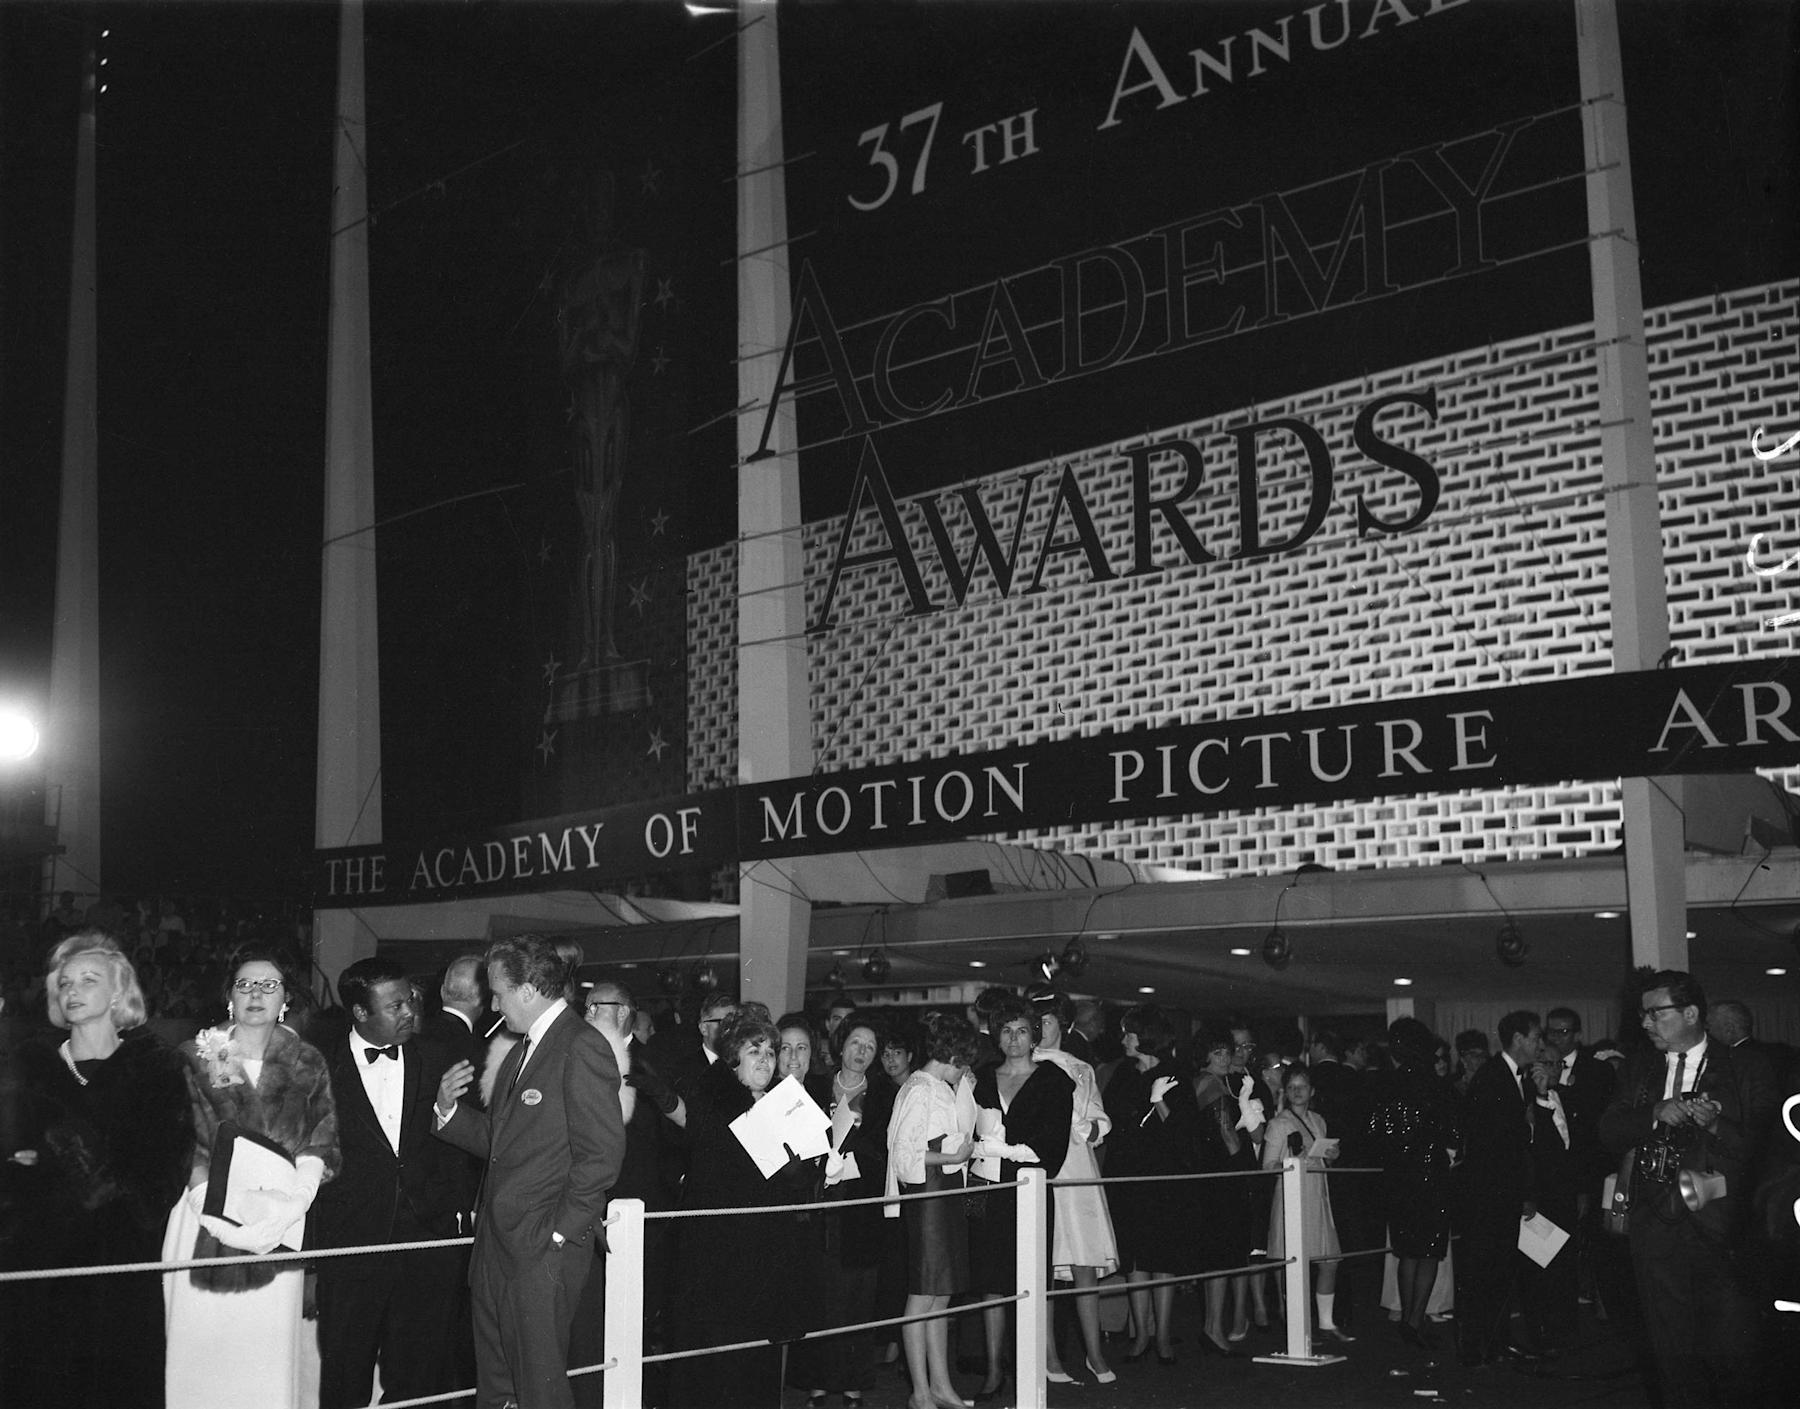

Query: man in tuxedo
left=435, top=935, right=626, bottom=1409
left=1542, top=1007, right=1615, bottom=1312
left=1601, top=971, right=1780, bottom=1408
left=666, top=991, right=739, bottom=1106
left=1456, top=1009, right=1545, bottom=1366
left=311, top=958, right=465, bottom=1409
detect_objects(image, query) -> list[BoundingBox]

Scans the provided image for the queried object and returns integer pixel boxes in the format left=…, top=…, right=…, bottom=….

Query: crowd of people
left=1, top=928, right=1797, bottom=1409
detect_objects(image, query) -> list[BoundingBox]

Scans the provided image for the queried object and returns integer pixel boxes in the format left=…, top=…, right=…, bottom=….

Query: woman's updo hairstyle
left=982, top=989, right=1033, bottom=1037
left=716, top=1015, right=781, bottom=1068
left=1121, top=1003, right=1174, bottom=1056
left=1025, top=984, right=1075, bottom=1044
left=1387, top=1016, right=1438, bottom=1071
left=918, top=1011, right=982, bottom=1070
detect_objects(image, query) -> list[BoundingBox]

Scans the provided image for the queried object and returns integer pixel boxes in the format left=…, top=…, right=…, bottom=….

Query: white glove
left=1149, top=1076, right=1179, bottom=1104
left=1236, top=1098, right=1267, bottom=1134
left=185, top=1182, right=209, bottom=1217
left=973, top=1140, right=1039, bottom=1164
left=201, top=1195, right=295, bottom=1255
left=292, top=1155, right=325, bottom=1211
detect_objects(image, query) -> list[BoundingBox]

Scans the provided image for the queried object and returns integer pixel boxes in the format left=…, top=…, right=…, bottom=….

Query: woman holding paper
left=968, top=992, right=1075, bottom=1398
left=669, top=1015, right=830, bottom=1409
left=1261, top=1064, right=1350, bottom=1347
left=162, top=948, right=340, bottom=1409
left=3, top=933, right=191, bottom=1409
left=886, top=1011, right=982, bottom=1409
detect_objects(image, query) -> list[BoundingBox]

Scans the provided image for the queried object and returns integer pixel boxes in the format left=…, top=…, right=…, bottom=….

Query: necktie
left=363, top=1045, right=399, bottom=1064
left=1671, top=1050, right=1686, bottom=1099
left=507, top=1038, right=532, bottom=1100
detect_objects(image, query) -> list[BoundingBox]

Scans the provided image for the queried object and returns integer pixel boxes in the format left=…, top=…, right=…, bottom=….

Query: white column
left=601, top=1198, right=645, bottom=1409
left=314, top=0, right=382, bottom=991
left=736, top=0, right=812, bottom=1017
left=1014, top=1167, right=1048, bottom=1409
left=45, top=39, right=102, bottom=904
left=1577, top=0, right=1686, bottom=973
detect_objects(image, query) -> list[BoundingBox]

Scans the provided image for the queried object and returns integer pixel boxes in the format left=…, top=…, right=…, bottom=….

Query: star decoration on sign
left=653, top=278, right=674, bottom=310
left=651, top=346, right=670, bottom=375
left=646, top=727, right=668, bottom=760
left=537, top=538, right=553, bottom=565
left=628, top=578, right=652, bottom=615
left=542, top=653, right=561, bottom=684
left=536, top=728, right=558, bottom=763
left=640, top=162, right=661, bottom=196
left=649, top=507, right=671, bottom=536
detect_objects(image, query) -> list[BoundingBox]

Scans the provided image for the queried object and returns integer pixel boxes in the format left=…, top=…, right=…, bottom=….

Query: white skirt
left=161, top=1195, right=317, bottom=1409
left=1052, top=1137, right=1119, bottom=1280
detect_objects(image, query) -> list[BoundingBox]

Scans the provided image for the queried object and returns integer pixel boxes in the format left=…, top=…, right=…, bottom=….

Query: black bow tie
left=364, top=1045, right=400, bottom=1064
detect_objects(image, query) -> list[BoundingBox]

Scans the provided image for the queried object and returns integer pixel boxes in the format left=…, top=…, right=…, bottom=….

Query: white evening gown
left=1035, top=1047, right=1119, bottom=1279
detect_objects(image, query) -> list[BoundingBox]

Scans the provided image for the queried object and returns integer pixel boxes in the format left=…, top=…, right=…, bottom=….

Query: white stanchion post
left=1015, top=1169, right=1048, bottom=1409
left=1253, top=1159, right=1345, bottom=1368
left=602, top=1199, right=645, bottom=1409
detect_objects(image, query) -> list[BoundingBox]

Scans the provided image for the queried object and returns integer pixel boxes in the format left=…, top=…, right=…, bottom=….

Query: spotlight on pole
left=1495, top=923, right=1529, bottom=968
left=1262, top=928, right=1290, bottom=972
left=1059, top=937, right=1088, bottom=979
left=862, top=949, right=891, bottom=983
left=0, top=710, right=39, bottom=763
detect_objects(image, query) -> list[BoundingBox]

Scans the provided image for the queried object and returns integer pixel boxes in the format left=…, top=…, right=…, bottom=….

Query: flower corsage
left=194, top=1026, right=246, bottom=1089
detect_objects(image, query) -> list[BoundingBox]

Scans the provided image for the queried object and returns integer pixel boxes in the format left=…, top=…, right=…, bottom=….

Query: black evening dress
left=1193, top=1076, right=1259, bottom=1271
left=968, top=1062, right=1074, bottom=1294
left=1367, top=1064, right=1458, bottom=1258
left=1101, top=1058, right=1204, bottom=1275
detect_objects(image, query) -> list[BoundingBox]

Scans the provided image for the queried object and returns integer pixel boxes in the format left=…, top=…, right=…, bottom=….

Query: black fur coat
left=178, top=1022, right=340, bottom=1290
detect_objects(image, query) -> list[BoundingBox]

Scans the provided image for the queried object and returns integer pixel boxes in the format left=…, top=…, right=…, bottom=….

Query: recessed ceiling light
left=1594, top=910, right=1622, bottom=920
left=1685, top=931, right=1697, bottom=940
left=617, top=962, right=637, bottom=969
left=832, top=950, right=849, bottom=957
left=1230, top=947, right=1252, bottom=957
left=1394, top=978, right=1413, bottom=986
left=969, top=960, right=986, bottom=968
left=1137, top=986, right=1156, bottom=994
left=1767, top=967, right=1788, bottom=976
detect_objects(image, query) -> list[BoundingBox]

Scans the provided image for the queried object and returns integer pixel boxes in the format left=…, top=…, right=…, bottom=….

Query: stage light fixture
left=825, top=962, right=847, bottom=991
left=694, top=964, right=719, bottom=992
left=862, top=949, right=891, bottom=983
left=1034, top=951, right=1061, bottom=983
left=1059, top=938, right=1088, bottom=978
left=657, top=965, right=682, bottom=995
left=1496, top=923, right=1529, bottom=968
left=1262, top=928, right=1290, bottom=971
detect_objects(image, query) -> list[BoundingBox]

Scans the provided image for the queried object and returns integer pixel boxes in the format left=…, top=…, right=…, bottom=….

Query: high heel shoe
left=1085, top=1357, right=1117, bottom=1385
left=1122, top=1343, right=1151, bottom=1363
left=1317, top=1326, right=1356, bottom=1346
left=1156, top=1348, right=1178, bottom=1366
left=1046, top=1369, right=1075, bottom=1384
left=1200, top=1335, right=1243, bottom=1359
left=971, top=1379, right=1008, bottom=1405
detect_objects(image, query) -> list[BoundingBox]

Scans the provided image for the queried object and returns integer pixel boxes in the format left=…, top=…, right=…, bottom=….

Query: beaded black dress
left=1366, top=1064, right=1459, bottom=1259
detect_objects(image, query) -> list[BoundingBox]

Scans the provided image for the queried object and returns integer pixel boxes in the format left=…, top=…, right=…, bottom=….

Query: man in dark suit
left=311, top=957, right=465, bottom=1409
left=1542, top=1007, right=1615, bottom=1316
left=1601, top=970, right=1780, bottom=1409
left=435, top=934, right=625, bottom=1409
left=567, top=980, right=685, bottom=1409
left=426, top=953, right=489, bottom=1073
left=1456, top=1009, right=1544, bottom=1366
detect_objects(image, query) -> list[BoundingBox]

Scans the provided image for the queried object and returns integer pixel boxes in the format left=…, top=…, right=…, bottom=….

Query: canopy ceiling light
left=1262, top=928, right=1290, bottom=972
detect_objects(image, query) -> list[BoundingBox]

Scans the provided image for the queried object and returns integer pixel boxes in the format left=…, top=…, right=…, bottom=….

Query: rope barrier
left=1049, top=1168, right=1276, bottom=1187
left=1042, top=1256, right=1293, bottom=1300
left=645, top=1177, right=1020, bottom=1220
left=0, top=1233, right=474, bottom=1284
left=643, top=1293, right=1029, bottom=1365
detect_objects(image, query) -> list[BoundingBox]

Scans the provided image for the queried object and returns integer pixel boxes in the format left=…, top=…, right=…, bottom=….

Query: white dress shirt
left=1662, top=1037, right=1708, bottom=1100
left=350, top=1028, right=405, bottom=1153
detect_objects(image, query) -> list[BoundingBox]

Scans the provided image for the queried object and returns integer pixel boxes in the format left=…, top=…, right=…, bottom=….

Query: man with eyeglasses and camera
left=1599, top=969, right=1779, bottom=1408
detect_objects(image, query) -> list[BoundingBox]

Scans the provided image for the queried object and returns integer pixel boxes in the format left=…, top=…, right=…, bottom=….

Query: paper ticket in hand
left=729, top=1074, right=832, bottom=1179
left=1517, top=1212, right=1569, bottom=1268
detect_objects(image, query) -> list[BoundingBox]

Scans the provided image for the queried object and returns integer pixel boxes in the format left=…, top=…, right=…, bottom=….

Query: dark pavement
left=779, top=1292, right=1657, bottom=1409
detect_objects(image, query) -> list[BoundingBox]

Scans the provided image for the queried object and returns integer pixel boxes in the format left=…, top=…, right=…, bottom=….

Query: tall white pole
left=45, top=36, right=102, bottom=907
left=736, top=0, right=813, bottom=1016
left=314, top=0, right=382, bottom=991
left=1577, top=0, right=1686, bottom=971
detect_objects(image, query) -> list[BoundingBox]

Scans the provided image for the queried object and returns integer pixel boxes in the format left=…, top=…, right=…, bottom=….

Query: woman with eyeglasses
left=161, top=947, right=340, bottom=1409
left=2, top=932, right=192, bottom=1409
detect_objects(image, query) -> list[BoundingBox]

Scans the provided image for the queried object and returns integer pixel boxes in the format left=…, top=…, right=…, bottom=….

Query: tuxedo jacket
left=1598, top=1040, right=1780, bottom=1239
left=311, top=1033, right=463, bottom=1262
left=1556, top=1047, right=1617, bottom=1187
left=1459, top=1052, right=1536, bottom=1213
left=434, top=1006, right=625, bottom=1275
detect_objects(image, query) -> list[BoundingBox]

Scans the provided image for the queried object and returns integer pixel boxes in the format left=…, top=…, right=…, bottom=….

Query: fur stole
left=179, top=1023, right=338, bottom=1292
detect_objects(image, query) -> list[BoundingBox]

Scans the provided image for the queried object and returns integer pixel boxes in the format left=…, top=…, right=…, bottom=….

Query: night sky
left=1, top=0, right=1794, bottom=905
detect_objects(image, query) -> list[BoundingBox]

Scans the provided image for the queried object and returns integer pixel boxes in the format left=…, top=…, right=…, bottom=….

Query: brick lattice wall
left=687, top=281, right=1800, bottom=877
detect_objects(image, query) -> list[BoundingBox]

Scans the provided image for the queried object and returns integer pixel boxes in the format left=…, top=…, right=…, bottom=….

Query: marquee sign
left=316, top=659, right=1800, bottom=905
